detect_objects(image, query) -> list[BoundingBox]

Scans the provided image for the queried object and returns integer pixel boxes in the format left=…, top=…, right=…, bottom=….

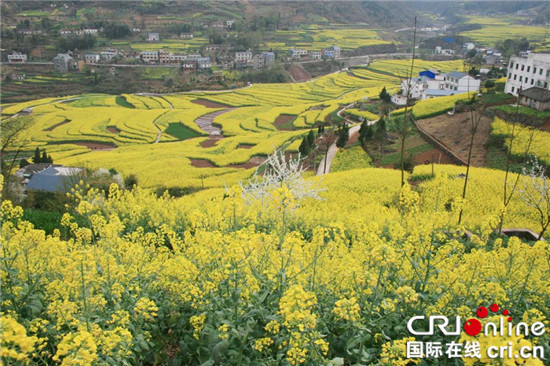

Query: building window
left=525, top=78, right=528, bottom=84
left=527, top=66, right=530, bottom=72
left=547, top=70, right=550, bottom=77
left=511, top=86, right=515, bottom=93
left=508, top=73, right=512, bottom=78
left=514, top=74, right=517, bottom=80
left=531, top=79, right=534, bottom=85
left=516, top=64, right=519, bottom=70
left=519, top=76, right=522, bottom=82
left=545, top=82, right=549, bottom=89
left=510, top=62, right=514, bottom=68
left=540, top=69, right=544, bottom=75
left=521, top=65, right=524, bottom=71
left=534, top=67, right=537, bottom=74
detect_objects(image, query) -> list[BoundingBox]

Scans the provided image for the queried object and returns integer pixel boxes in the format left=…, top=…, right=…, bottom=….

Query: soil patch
left=44, top=119, right=70, bottom=131
left=229, top=156, right=266, bottom=169
left=192, top=98, right=232, bottom=109
left=416, top=111, right=492, bottom=166
left=413, top=148, right=455, bottom=165
left=72, top=141, right=117, bottom=151
left=289, top=64, right=312, bottom=82
left=106, top=126, right=121, bottom=134
left=540, top=119, right=550, bottom=132
left=274, top=114, right=296, bottom=131
left=237, top=143, right=255, bottom=149
left=200, top=137, right=223, bottom=148
left=347, top=131, right=359, bottom=146
left=190, top=158, right=216, bottom=168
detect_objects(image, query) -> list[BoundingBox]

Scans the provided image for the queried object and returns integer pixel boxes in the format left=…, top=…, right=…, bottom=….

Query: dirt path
left=194, top=108, right=236, bottom=136
left=415, top=111, right=493, bottom=166
left=152, top=111, right=170, bottom=143
left=317, top=124, right=362, bottom=175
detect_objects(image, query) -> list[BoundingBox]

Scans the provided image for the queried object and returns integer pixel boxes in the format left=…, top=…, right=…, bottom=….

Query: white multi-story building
left=235, top=51, right=253, bottom=62
left=443, top=71, right=481, bottom=93
left=84, top=53, right=100, bottom=63
left=140, top=51, right=159, bottom=63
left=8, top=51, right=28, bottom=63
left=100, top=49, right=118, bottom=61
left=309, top=51, right=322, bottom=60
left=289, top=48, right=308, bottom=59
left=505, top=53, right=550, bottom=95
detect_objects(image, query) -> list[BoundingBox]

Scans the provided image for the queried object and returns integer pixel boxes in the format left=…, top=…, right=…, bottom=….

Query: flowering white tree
left=240, top=148, right=325, bottom=208
left=517, top=156, right=550, bottom=240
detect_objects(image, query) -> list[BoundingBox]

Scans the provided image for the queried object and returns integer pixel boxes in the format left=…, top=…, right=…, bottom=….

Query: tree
left=336, top=124, right=349, bottom=148
left=517, top=156, right=550, bottom=240
left=33, top=146, right=41, bottom=164
left=379, top=87, right=391, bottom=103
left=102, top=22, right=131, bottom=39
left=398, top=16, right=417, bottom=186
left=307, top=130, right=315, bottom=149
left=457, top=97, right=487, bottom=224
left=298, top=137, right=310, bottom=157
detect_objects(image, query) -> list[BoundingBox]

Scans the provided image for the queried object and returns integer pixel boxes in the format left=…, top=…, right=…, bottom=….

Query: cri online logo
left=464, top=303, right=510, bottom=336
left=407, top=303, right=546, bottom=337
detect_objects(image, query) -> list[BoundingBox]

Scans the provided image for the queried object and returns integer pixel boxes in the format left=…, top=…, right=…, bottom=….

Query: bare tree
left=497, top=88, right=536, bottom=233
left=1, top=115, right=34, bottom=199
left=517, top=156, right=550, bottom=240
left=398, top=16, right=417, bottom=187
left=457, top=98, right=487, bottom=225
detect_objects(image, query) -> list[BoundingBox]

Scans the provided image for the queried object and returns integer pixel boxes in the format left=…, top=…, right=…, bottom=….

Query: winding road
left=316, top=105, right=378, bottom=175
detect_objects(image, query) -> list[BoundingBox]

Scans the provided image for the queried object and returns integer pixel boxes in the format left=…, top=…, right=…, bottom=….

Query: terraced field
left=2, top=60, right=466, bottom=189
left=462, top=15, right=549, bottom=48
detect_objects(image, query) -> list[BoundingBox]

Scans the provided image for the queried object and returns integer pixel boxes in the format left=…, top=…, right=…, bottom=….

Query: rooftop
left=519, top=87, right=550, bottom=102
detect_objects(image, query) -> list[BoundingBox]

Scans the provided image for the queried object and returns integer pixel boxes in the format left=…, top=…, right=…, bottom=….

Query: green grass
left=332, top=143, right=372, bottom=172
left=164, top=123, right=203, bottom=140
left=22, top=209, right=62, bottom=235
left=493, top=105, right=550, bottom=120
left=116, top=96, right=135, bottom=109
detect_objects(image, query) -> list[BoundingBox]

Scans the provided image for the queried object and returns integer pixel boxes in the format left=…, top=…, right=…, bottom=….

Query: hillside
left=2, top=164, right=549, bottom=364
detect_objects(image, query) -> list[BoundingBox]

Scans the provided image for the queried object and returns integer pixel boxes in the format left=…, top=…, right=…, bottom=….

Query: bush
left=124, top=174, right=139, bottom=189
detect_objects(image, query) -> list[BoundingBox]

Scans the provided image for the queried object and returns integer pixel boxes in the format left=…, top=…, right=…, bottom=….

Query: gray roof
left=26, top=166, right=83, bottom=193
left=424, top=89, right=456, bottom=96
left=519, top=87, right=550, bottom=102
left=446, top=71, right=467, bottom=79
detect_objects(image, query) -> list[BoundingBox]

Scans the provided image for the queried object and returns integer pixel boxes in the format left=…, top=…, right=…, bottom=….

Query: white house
left=309, top=51, right=322, bottom=60
left=196, top=57, right=211, bottom=70
left=8, top=51, right=27, bottom=63
left=289, top=48, right=308, bottom=59
left=147, top=33, right=160, bottom=42
left=443, top=71, right=480, bottom=93
left=100, top=49, right=118, bottom=61
left=463, top=42, right=476, bottom=50
left=235, top=51, right=253, bottom=62
left=140, top=51, right=159, bottom=63
left=84, top=53, right=100, bottom=63
left=505, top=53, right=550, bottom=95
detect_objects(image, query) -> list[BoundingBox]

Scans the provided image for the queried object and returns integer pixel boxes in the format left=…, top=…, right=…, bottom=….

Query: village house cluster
left=392, top=69, right=481, bottom=105
left=288, top=45, right=341, bottom=61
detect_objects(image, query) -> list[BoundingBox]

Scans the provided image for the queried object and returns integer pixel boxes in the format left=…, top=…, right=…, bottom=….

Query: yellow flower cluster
left=0, top=315, right=37, bottom=363
left=333, top=297, right=361, bottom=323
left=133, top=297, right=158, bottom=322
left=380, top=337, right=420, bottom=366
left=190, top=314, right=206, bottom=340
left=254, top=337, right=274, bottom=353
left=52, top=329, right=98, bottom=365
